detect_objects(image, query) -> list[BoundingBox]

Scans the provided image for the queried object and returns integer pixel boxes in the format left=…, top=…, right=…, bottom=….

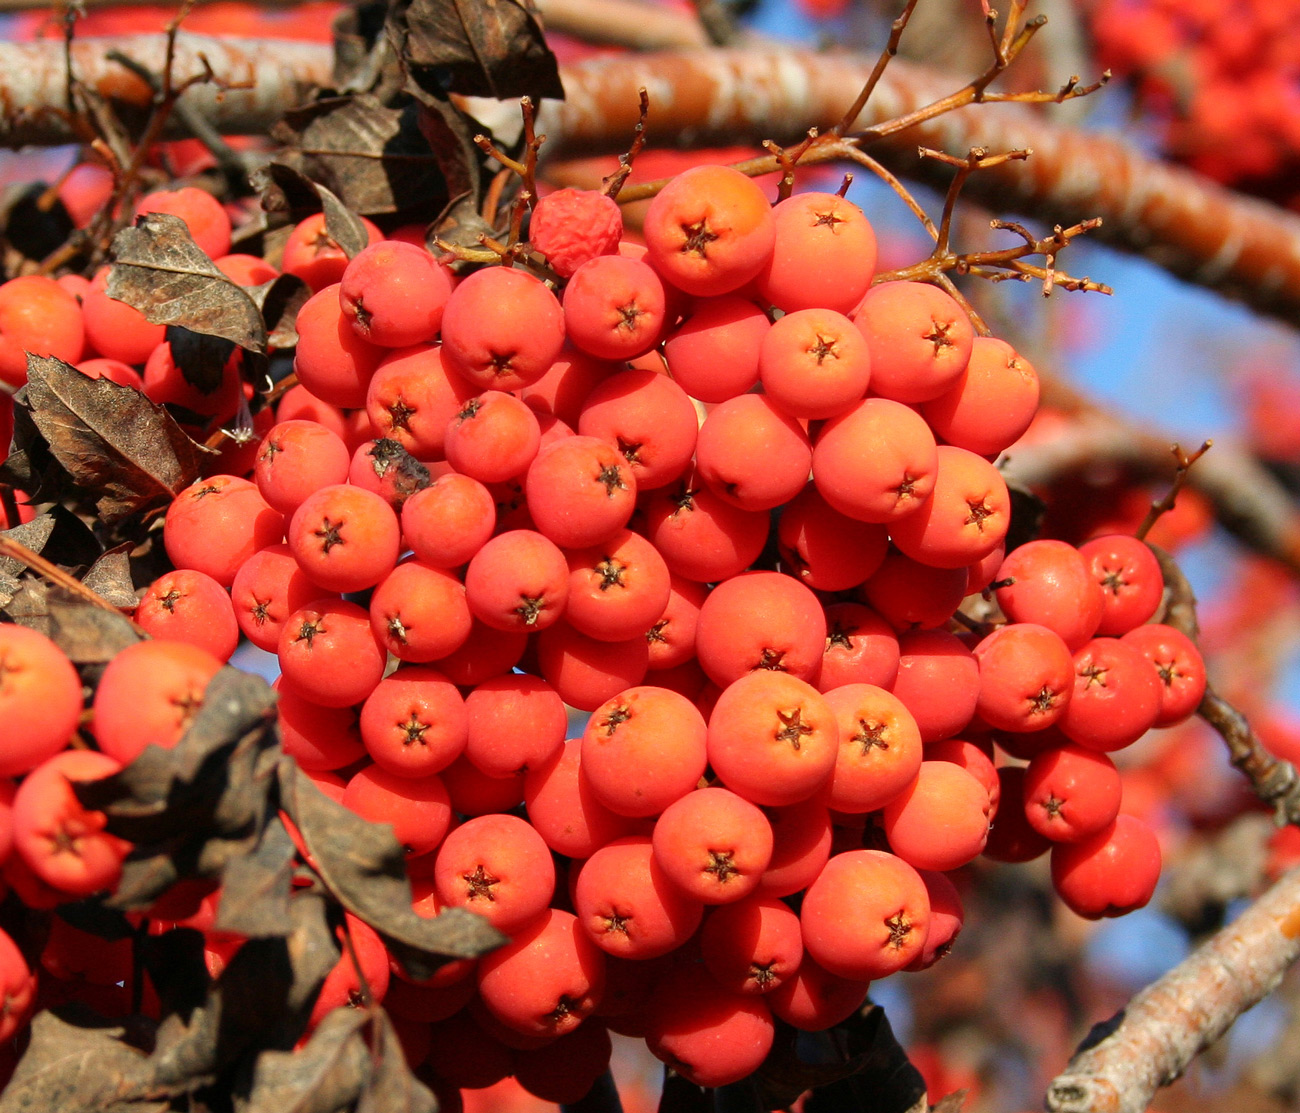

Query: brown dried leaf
left=80, top=544, right=138, bottom=611
left=279, top=759, right=505, bottom=980
left=765, top=1006, right=928, bottom=1113
left=251, top=163, right=372, bottom=259
left=272, top=95, right=446, bottom=219
left=241, top=1007, right=370, bottom=1113
left=22, top=355, right=203, bottom=525
left=246, top=273, right=311, bottom=351
left=388, top=0, right=563, bottom=100
left=0, top=1008, right=160, bottom=1113
left=108, top=213, right=267, bottom=353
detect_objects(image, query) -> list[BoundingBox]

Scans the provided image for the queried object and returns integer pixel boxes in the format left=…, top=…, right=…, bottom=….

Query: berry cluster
left=1089, top=0, right=1300, bottom=204
left=0, top=163, right=1209, bottom=1097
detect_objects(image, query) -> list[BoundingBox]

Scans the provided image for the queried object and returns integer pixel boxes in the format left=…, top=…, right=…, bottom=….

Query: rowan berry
left=12, top=749, right=128, bottom=897
left=663, top=294, right=769, bottom=402
left=778, top=483, right=889, bottom=592
left=577, top=367, right=698, bottom=490
left=293, top=283, right=384, bottom=409
left=529, top=187, right=624, bottom=276
left=278, top=598, right=386, bottom=709
left=890, top=629, right=982, bottom=743
left=288, top=483, right=400, bottom=594
left=755, top=191, right=877, bottom=314
left=1059, top=637, right=1164, bottom=751
left=800, top=849, right=931, bottom=980
left=881, top=760, right=991, bottom=871
left=652, top=787, right=774, bottom=904
left=574, top=835, right=703, bottom=959
left=644, top=966, right=775, bottom=1088
left=640, top=470, right=769, bottom=583
left=0, top=274, right=86, bottom=387
left=564, top=254, right=667, bottom=360
left=369, top=560, right=471, bottom=662
left=565, top=528, right=672, bottom=643
left=823, top=683, right=923, bottom=814
left=342, top=764, right=452, bottom=859
left=400, top=473, right=496, bottom=569
left=136, top=186, right=232, bottom=258
left=974, top=623, right=1076, bottom=734
left=275, top=680, right=366, bottom=772
left=92, top=638, right=223, bottom=763
left=464, top=529, right=568, bottom=632
left=445, top=390, right=541, bottom=484
left=525, top=436, right=637, bottom=549
left=135, top=568, right=239, bottom=661
left=888, top=445, right=1011, bottom=569
left=536, top=622, right=651, bottom=712
left=0, top=623, right=84, bottom=777
left=280, top=212, right=383, bottom=293
left=707, top=671, right=838, bottom=807
left=440, top=266, right=565, bottom=391
left=813, top=397, right=938, bottom=523
left=359, top=665, right=468, bottom=778
left=922, top=336, right=1039, bottom=457
left=165, top=475, right=285, bottom=588
left=852, top=281, right=973, bottom=403
left=766, top=955, right=870, bottom=1031
left=253, top=419, right=351, bottom=515
left=434, top=813, right=555, bottom=933
left=995, top=539, right=1105, bottom=651
left=816, top=602, right=901, bottom=691
left=696, top=570, right=826, bottom=688
left=340, top=241, right=452, bottom=348
left=80, top=267, right=161, bottom=367
left=1050, top=814, right=1161, bottom=919
left=1120, top=623, right=1208, bottom=726
left=695, top=393, right=812, bottom=512
left=1078, top=534, right=1165, bottom=635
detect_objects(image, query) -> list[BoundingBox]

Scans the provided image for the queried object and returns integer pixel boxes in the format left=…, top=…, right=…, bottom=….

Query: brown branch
left=1152, top=547, right=1300, bottom=827
left=0, top=33, right=333, bottom=147
left=544, top=47, right=1300, bottom=327
left=1045, top=865, right=1300, bottom=1113
left=538, top=0, right=710, bottom=50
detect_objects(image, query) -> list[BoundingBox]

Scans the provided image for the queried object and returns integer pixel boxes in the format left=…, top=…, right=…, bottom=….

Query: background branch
left=1046, top=865, right=1300, bottom=1113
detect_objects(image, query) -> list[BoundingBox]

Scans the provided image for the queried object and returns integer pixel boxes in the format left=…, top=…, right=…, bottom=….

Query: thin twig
left=831, top=0, right=921, bottom=137
left=601, top=87, right=650, bottom=199
left=1136, top=441, right=1214, bottom=542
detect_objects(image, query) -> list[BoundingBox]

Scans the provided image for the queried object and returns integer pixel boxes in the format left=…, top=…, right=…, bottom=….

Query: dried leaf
left=251, top=164, right=372, bottom=259
left=355, top=1011, right=436, bottom=1113
left=279, top=759, right=504, bottom=980
left=768, top=1006, right=928, bottom=1113
left=81, top=544, right=138, bottom=611
left=0, top=1008, right=159, bottom=1113
left=107, top=213, right=266, bottom=353
left=0, top=514, right=56, bottom=578
left=929, top=1091, right=969, bottom=1113
left=246, top=273, right=311, bottom=351
left=272, top=95, right=446, bottom=219
left=22, top=354, right=203, bottom=525
left=165, top=325, right=237, bottom=396
left=215, top=816, right=296, bottom=938
left=241, top=1006, right=370, bottom=1113
left=388, top=0, right=563, bottom=101
left=5, top=587, right=141, bottom=664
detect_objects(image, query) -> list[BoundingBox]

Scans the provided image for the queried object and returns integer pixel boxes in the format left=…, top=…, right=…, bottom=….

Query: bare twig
left=1136, top=441, right=1214, bottom=542
left=1046, top=865, right=1300, bottom=1113
left=601, top=87, right=649, bottom=200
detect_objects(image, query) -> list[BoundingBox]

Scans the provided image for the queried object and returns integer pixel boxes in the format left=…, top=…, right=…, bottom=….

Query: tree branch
left=0, top=33, right=333, bottom=146
left=1046, top=864, right=1300, bottom=1113
left=6, top=35, right=1300, bottom=328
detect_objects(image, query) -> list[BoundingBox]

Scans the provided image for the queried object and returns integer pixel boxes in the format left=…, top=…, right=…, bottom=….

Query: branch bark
left=6, top=35, right=1300, bottom=328
left=0, top=33, right=334, bottom=147
left=1046, top=865, right=1300, bottom=1113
